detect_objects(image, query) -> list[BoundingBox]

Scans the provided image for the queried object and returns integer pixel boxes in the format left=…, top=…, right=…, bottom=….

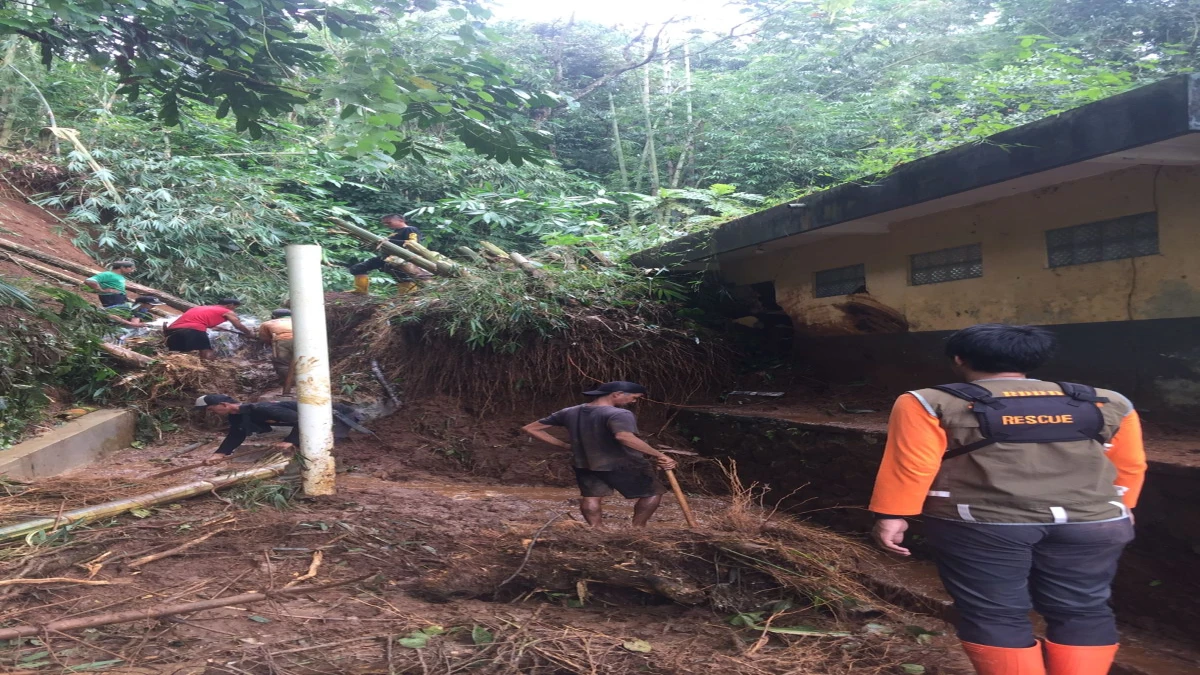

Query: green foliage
left=38, top=148, right=310, bottom=308
left=398, top=264, right=687, bottom=352
left=0, top=284, right=118, bottom=448
left=226, top=478, right=299, bottom=510
left=0, top=0, right=557, bottom=163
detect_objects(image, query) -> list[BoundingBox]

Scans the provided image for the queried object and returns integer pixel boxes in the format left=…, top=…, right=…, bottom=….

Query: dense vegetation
left=1, top=0, right=1198, bottom=440
left=3, top=0, right=1195, bottom=302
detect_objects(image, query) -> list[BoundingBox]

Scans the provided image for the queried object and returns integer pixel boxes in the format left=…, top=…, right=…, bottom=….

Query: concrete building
left=634, top=75, right=1200, bottom=416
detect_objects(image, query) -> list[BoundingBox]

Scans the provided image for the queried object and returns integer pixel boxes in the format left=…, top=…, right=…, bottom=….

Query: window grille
left=814, top=264, right=866, bottom=298
left=1046, top=212, right=1158, bottom=268
left=910, top=243, right=983, bottom=286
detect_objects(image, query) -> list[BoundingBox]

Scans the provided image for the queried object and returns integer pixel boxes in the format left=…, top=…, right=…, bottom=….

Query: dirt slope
left=0, top=196, right=103, bottom=290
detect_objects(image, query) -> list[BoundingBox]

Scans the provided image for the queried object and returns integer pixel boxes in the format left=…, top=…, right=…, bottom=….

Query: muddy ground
left=0, top=397, right=975, bottom=675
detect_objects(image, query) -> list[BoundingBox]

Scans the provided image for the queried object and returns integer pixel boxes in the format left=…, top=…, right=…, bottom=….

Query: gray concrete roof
left=630, top=74, right=1200, bottom=268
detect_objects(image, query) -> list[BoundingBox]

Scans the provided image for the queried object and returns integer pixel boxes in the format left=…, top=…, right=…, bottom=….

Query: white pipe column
left=285, top=244, right=336, bottom=496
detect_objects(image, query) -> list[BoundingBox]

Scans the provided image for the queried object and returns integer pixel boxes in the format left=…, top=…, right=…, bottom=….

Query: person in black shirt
left=522, top=381, right=676, bottom=528
left=194, top=394, right=364, bottom=457
left=346, top=214, right=424, bottom=294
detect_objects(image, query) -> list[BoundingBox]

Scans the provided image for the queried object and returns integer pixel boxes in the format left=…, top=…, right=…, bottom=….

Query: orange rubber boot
left=353, top=275, right=370, bottom=294
left=961, top=641, right=1046, bottom=675
left=1043, top=641, right=1118, bottom=675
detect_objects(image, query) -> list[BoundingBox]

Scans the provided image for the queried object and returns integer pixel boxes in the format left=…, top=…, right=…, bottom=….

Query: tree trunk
left=0, top=237, right=196, bottom=311
left=7, top=63, right=58, bottom=155
left=671, top=41, right=695, bottom=189
left=608, top=91, right=630, bottom=190
left=641, top=43, right=660, bottom=196
left=0, top=40, right=18, bottom=148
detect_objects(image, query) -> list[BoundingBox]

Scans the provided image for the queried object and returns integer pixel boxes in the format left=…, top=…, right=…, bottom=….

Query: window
left=1046, top=212, right=1158, bottom=268
left=814, top=264, right=866, bottom=298
left=910, top=243, right=983, bottom=286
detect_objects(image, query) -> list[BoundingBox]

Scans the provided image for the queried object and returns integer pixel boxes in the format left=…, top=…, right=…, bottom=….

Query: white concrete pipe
left=285, top=244, right=336, bottom=496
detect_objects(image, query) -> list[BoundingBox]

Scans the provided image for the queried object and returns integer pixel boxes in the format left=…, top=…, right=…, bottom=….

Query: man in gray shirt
left=523, top=381, right=677, bottom=528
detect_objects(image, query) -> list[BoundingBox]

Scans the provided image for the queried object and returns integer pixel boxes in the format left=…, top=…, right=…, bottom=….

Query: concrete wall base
left=0, top=409, right=135, bottom=480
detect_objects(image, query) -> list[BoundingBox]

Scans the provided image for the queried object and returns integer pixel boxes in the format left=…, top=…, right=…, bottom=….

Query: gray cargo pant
left=924, top=517, right=1135, bottom=648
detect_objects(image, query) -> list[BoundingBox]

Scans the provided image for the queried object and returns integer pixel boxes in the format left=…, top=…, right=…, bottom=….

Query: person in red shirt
left=165, top=298, right=255, bottom=360
left=869, top=324, right=1146, bottom=675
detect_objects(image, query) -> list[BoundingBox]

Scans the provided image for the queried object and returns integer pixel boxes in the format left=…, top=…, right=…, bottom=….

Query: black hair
left=111, top=260, right=136, bottom=270
left=271, top=308, right=292, bottom=318
left=944, top=324, right=1056, bottom=373
left=382, top=214, right=407, bottom=224
left=217, top=297, right=242, bottom=306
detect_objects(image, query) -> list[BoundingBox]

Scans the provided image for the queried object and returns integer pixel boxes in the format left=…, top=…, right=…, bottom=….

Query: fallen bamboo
left=479, top=241, right=546, bottom=279
left=0, top=574, right=371, bottom=640
left=127, top=528, right=224, bottom=568
left=100, top=342, right=156, bottom=369
left=457, top=246, right=486, bottom=265
left=327, top=217, right=444, bottom=276
left=479, top=240, right=511, bottom=260
left=0, top=237, right=196, bottom=310
left=0, top=461, right=288, bottom=543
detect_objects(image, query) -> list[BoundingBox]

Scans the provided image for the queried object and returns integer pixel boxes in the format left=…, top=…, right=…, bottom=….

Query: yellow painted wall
left=721, top=165, right=1200, bottom=334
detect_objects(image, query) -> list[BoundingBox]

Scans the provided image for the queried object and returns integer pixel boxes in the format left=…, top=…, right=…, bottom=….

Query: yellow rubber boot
left=1043, top=641, right=1118, bottom=675
left=961, top=641, right=1046, bottom=675
left=353, top=275, right=370, bottom=294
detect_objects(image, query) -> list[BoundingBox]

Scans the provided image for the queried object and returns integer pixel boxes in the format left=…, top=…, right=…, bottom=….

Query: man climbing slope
left=194, top=394, right=363, bottom=457
left=258, top=308, right=294, bottom=396
left=346, top=214, right=425, bottom=294
left=164, top=298, right=255, bottom=360
left=522, top=381, right=676, bottom=528
left=868, top=324, right=1146, bottom=675
left=84, top=260, right=136, bottom=308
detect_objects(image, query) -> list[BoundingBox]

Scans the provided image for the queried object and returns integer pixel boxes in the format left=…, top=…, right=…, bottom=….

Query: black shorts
left=98, top=293, right=129, bottom=307
left=166, top=328, right=212, bottom=352
left=574, top=466, right=665, bottom=499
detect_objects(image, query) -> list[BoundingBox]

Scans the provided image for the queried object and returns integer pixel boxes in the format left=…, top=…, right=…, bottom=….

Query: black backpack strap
left=944, top=434, right=1011, bottom=460
left=1055, top=382, right=1109, bottom=405
left=932, top=382, right=1005, bottom=409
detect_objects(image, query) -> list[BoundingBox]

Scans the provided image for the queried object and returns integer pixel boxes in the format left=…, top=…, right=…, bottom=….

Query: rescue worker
left=522, top=381, right=677, bottom=528
left=258, top=309, right=294, bottom=396
left=194, top=394, right=364, bottom=457
left=868, top=324, right=1146, bottom=675
left=164, top=298, right=255, bottom=360
left=346, top=214, right=428, bottom=294
left=83, top=260, right=136, bottom=308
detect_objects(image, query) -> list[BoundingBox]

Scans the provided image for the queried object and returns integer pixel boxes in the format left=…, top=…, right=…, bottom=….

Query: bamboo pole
left=327, top=217, right=443, bottom=276
left=456, top=246, right=486, bottom=265
left=100, top=342, right=156, bottom=369
left=0, top=462, right=288, bottom=543
left=479, top=241, right=511, bottom=260
left=0, top=574, right=371, bottom=640
left=0, top=237, right=196, bottom=310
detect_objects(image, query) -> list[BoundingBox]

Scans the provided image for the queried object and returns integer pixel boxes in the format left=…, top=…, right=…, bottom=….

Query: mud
left=0, top=404, right=975, bottom=675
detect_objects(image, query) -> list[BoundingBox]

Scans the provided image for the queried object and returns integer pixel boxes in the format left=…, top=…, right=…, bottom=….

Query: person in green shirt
left=84, top=260, right=136, bottom=308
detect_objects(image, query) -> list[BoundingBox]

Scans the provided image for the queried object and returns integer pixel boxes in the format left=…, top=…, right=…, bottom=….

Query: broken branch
left=0, top=574, right=373, bottom=640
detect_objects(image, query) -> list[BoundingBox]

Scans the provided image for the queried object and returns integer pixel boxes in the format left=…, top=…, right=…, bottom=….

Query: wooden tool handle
left=663, top=468, right=698, bottom=529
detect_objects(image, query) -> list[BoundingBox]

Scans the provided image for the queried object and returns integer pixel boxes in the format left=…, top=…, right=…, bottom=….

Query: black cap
left=583, top=381, right=647, bottom=396
left=134, top=295, right=164, bottom=305
left=194, top=394, right=238, bottom=408
left=217, top=297, right=242, bottom=306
